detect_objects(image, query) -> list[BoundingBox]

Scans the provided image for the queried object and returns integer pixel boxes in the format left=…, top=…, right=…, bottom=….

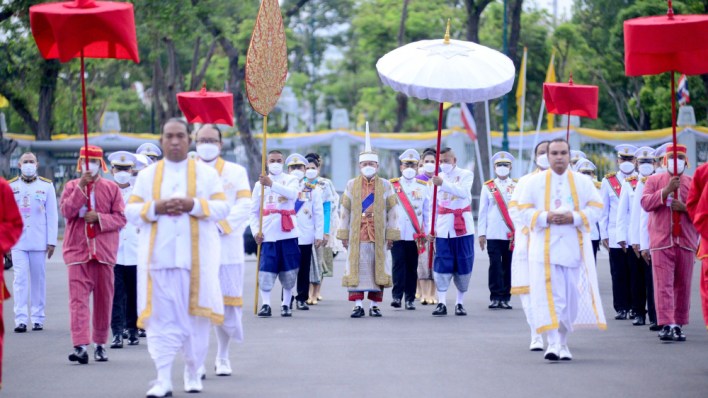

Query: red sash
left=263, top=209, right=296, bottom=232
left=486, top=180, right=515, bottom=249
left=392, top=180, right=426, bottom=254
left=629, top=177, right=638, bottom=190
left=437, top=205, right=471, bottom=236
left=607, top=174, right=622, bottom=197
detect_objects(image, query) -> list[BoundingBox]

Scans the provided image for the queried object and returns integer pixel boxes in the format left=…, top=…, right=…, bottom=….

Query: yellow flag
left=0, top=94, right=8, bottom=108
left=515, top=47, right=527, bottom=128
left=443, top=102, right=454, bottom=110
left=545, top=50, right=557, bottom=130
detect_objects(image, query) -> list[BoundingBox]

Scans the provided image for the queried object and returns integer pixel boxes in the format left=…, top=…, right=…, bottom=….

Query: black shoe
left=658, top=325, right=673, bottom=341
left=390, top=298, right=402, bottom=308
left=127, top=329, right=140, bottom=346
left=281, top=305, right=292, bottom=317
left=122, top=329, right=129, bottom=339
left=614, top=310, right=627, bottom=320
left=405, top=301, right=416, bottom=310
left=432, top=303, right=447, bottom=316
left=32, top=323, right=43, bottom=331
left=455, top=304, right=467, bottom=316
left=627, top=309, right=637, bottom=319
left=369, top=306, right=382, bottom=317
left=671, top=326, right=686, bottom=342
left=296, top=301, right=309, bottom=311
left=649, top=323, right=662, bottom=331
left=14, top=324, right=27, bottom=333
left=94, top=345, right=108, bottom=362
left=488, top=300, right=500, bottom=309
left=350, top=306, right=365, bottom=318
left=110, top=334, right=123, bottom=349
left=257, top=304, right=272, bottom=317
left=632, top=315, right=646, bottom=326
left=138, top=329, right=146, bottom=338
left=69, top=346, right=89, bottom=364
left=499, top=301, right=513, bottom=310
left=289, top=295, right=294, bottom=310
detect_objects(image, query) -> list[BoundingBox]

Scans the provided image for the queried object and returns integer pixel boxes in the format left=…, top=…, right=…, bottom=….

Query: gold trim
left=386, top=194, right=397, bottom=211
left=508, top=200, right=518, bottom=208
left=210, top=192, right=227, bottom=201
left=341, top=195, right=351, bottom=211
left=385, top=228, right=401, bottom=241
left=215, top=157, right=226, bottom=176
left=511, top=286, right=530, bottom=295
left=199, top=198, right=210, bottom=218
left=218, top=220, right=233, bottom=235
left=538, top=170, right=559, bottom=334
left=517, top=203, right=534, bottom=210
left=224, top=296, right=243, bottom=307
left=530, top=211, right=542, bottom=230
left=236, top=189, right=252, bottom=199
left=140, top=201, right=153, bottom=224
left=587, top=201, right=603, bottom=208
left=336, top=229, right=349, bottom=240
left=128, top=195, right=144, bottom=204
left=579, top=211, right=590, bottom=233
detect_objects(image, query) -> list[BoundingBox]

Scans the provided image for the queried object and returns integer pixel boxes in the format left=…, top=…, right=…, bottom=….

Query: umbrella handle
left=566, top=111, right=571, bottom=142
left=670, top=71, right=681, bottom=237
left=428, top=103, right=444, bottom=266
left=80, top=50, right=96, bottom=238
left=254, top=115, right=268, bottom=314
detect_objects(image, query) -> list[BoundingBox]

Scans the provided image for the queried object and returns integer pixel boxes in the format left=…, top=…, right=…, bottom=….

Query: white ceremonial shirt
left=294, top=179, right=324, bottom=245
left=9, top=176, right=58, bottom=251
left=116, top=184, right=139, bottom=265
left=600, top=171, right=637, bottom=248
left=249, top=172, right=299, bottom=242
left=393, top=176, right=431, bottom=241
left=429, top=166, right=475, bottom=238
left=478, top=177, right=516, bottom=241
left=615, top=177, right=638, bottom=246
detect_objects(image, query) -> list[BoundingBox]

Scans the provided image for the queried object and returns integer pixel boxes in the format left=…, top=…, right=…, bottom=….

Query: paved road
left=4, top=244, right=708, bottom=397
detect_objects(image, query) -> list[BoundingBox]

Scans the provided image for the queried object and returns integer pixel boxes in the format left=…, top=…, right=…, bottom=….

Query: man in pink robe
left=641, top=144, right=699, bottom=342
left=686, top=162, right=708, bottom=331
left=60, top=145, right=126, bottom=364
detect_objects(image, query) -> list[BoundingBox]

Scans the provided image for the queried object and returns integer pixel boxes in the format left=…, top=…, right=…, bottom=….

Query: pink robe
left=686, top=163, right=708, bottom=330
left=641, top=172, right=699, bottom=326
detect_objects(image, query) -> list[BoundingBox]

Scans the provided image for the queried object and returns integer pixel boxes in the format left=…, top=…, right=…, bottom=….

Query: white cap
left=107, top=151, right=136, bottom=167
left=634, top=146, right=655, bottom=160
left=615, top=144, right=638, bottom=158
left=285, top=153, right=308, bottom=167
left=571, top=150, right=587, bottom=161
left=654, top=143, right=671, bottom=159
left=133, top=154, right=151, bottom=171
left=359, top=122, right=378, bottom=163
left=137, top=143, right=162, bottom=157
left=575, top=158, right=596, bottom=172
left=491, top=151, right=514, bottom=164
left=399, top=149, right=420, bottom=163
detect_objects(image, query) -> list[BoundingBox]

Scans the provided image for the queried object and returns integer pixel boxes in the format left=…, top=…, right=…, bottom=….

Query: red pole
left=80, top=51, right=95, bottom=238
left=671, top=70, right=681, bottom=237
left=566, top=111, right=571, bottom=142
left=428, top=102, right=444, bottom=267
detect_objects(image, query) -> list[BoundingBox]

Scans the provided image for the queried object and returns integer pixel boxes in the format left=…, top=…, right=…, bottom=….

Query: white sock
left=355, top=299, right=363, bottom=307
left=670, top=324, right=678, bottom=328
left=157, top=362, right=172, bottom=384
left=456, top=291, right=465, bottom=305
left=282, top=289, right=293, bottom=307
left=437, top=291, right=447, bottom=305
left=260, top=290, right=271, bottom=306
left=215, top=327, right=230, bottom=360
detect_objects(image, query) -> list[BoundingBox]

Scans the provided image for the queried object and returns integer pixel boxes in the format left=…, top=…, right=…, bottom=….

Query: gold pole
left=254, top=115, right=268, bottom=314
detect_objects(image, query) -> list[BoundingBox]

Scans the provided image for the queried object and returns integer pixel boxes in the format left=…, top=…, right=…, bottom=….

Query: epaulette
left=305, top=182, right=317, bottom=189
left=605, top=172, right=616, bottom=179
left=512, top=178, right=519, bottom=183
left=389, top=178, right=400, bottom=183
left=7, top=176, right=19, bottom=183
left=625, top=175, right=637, bottom=182
left=484, top=179, right=494, bottom=185
left=39, top=176, right=53, bottom=183
left=641, top=177, right=648, bottom=184
left=415, top=179, right=427, bottom=185
left=594, top=181, right=602, bottom=189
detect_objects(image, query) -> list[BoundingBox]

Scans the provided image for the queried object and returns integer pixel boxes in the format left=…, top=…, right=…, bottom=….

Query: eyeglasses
left=196, top=139, right=220, bottom=144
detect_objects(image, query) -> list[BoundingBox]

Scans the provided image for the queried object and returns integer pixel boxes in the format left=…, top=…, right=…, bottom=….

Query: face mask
left=113, top=171, right=132, bottom=185
left=536, top=154, right=549, bottom=170
left=197, top=143, right=220, bottom=161
left=402, top=168, right=417, bottom=180
left=21, top=163, right=37, bottom=177
left=305, top=169, right=318, bottom=180
left=268, top=163, right=283, bottom=175
left=82, top=162, right=100, bottom=176
left=361, top=166, right=376, bottom=178
left=619, top=161, right=635, bottom=174
left=638, top=163, right=654, bottom=177
left=423, top=163, right=436, bottom=174
left=495, top=166, right=510, bottom=178
left=290, top=170, right=305, bottom=180
left=440, top=163, right=454, bottom=174
left=667, top=159, right=686, bottom=175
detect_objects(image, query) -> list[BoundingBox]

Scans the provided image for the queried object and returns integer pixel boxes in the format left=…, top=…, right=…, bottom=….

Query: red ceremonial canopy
left=177, top=86, right=234, bottom=126
left=543, top=77, right=599, bottom=119
left=29, top=0, right=139, bottom=64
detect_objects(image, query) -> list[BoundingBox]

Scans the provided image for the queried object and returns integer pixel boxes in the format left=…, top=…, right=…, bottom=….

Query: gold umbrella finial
left=444, top=18, right=451, bottom=45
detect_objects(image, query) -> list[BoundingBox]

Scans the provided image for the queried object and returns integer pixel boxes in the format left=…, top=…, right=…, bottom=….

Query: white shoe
left=184, top=369, right=203, bottom=393
left=544, top=344, right=560, bottom=361
left=146, top=380, right=173, bottom=398
left=529, top=335, right=544, bottom=351
left=215, top=358, right=232, bottom=376
left=197, top=365, right=206, bottom=380
left=559, top=345, right=573, bottom=360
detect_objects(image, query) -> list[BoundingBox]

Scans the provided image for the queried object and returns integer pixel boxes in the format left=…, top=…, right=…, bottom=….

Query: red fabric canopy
left=177, top=88, right=234, bottom=126
left=543, top=81, right=599, bottom=119
left=30, top=0, right=139, bottom=63
left=624, top=14, right=708, bottom=76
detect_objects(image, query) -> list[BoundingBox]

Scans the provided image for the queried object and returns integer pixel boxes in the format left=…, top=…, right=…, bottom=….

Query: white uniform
left=116, top=185, right=139, bottom=265
left=295, top=180, right=324, bottom=245
left=429, top=166, right=475, bottom=238
left=394, top=177, right=431, bottom=241
left=615, top=177, right=638, bottom=246
left=478, top=177, right=516, bottom=240
left=599, top=171, right=637, bottom=248
left=9, top=176, right=58, bottom=327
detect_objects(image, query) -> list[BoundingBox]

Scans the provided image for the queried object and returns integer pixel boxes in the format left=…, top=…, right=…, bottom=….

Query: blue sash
left=295, top=186, right=313, bottom=214
left=361, top=192, right=375, bottom=213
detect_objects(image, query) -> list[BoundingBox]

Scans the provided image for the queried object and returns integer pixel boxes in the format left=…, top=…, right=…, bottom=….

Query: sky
left=535, top=0, right=574, bottom=21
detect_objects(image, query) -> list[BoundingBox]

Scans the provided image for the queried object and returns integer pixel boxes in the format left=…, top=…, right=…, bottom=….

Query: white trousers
left=519, top=293, right=539, bottom=338
left=544, top=264, right=579, bottom=346
left=11, top=250, right=46, bottom=326
left=146, top=269, right=211, bottom=380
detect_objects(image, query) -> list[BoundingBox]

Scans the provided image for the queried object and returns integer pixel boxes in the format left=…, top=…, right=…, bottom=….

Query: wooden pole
left=254, top=115, right=268, bottom=314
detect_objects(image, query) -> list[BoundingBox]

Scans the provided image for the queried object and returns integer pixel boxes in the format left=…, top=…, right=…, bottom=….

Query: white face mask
left=495, top=166, right=510, bottom=178
left=21, top=163, right=37, bottom=177
left=268, top=163, right=283, bottom=175
left=619, top=161, right=635, bottom=174
left=440, top=163, right=454, bottom=174
left=423, top=163, right=436, bottom=174
left=113, top=171, right=132, bottom=185
left=667, top=158, right=686, bottom=175
left=82, top=162, right=100, bottom=176
left=290, top=169, right=305, bottom=180
left=402, top=168, right=417, bottom=180
left=305, top=169, right=318, bottom=180
left=638, top=163, right=654, bottom=177
left=197, top=143, right=220, bottom=161
left=361, top=166, right=377, bottom=178
left=536, top=154, right=549, bottom=170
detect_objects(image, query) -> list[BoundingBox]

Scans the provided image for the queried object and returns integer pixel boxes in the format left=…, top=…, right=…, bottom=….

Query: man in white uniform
left=195, top=124, right=251, bottom=376
left=9, top=152, right=58, bottom=333
left=126, top=119, right=229, bottom=397
left=137, top=142, right=162, bottom=163
left=518, top=139, right=606, bottom=361
left=575, top=159, right=602, bottom=260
